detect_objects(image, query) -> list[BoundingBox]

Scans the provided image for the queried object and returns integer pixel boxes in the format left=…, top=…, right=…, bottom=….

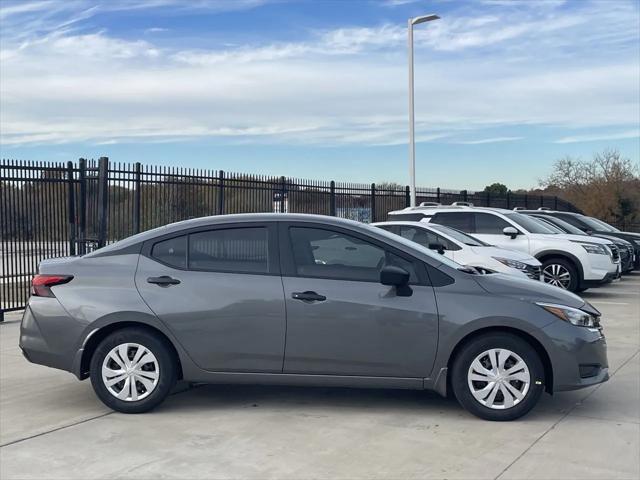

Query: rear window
left=152, top=236, right=187, bottom=268
left=189, top=227, right=268, bottom=273
left=431, top=212, right=473, bottom=232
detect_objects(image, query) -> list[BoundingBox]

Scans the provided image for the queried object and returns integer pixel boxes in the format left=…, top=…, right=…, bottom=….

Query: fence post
left=486, top=190, right=490, bottom=207
left=217, top=170, right=225, bottom=215
left=554, top=195, right=558, bottom=210
left=436, top=187, right=440, bottom=204
left=134, top=162, right=141, bottom=234
left=66, top=161, right=76, bottom=256
left=540, top=194, right=544, bottom=209
left=279, top=176, right=286, bottom=213
left=330, top=180, right=336, bottom=216
left=506, top=191, right=511, bottom=210
left=97, top=157, right=109, bottom=248
left=78, top=158, right=87, bottom=254
left=405, top=186, right=410, bottom=207
left=370, top=183, right=376, bottom=223
left=463, top=190, right=468, bottom=202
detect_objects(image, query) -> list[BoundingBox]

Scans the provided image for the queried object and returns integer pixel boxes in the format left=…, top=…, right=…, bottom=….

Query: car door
left=471, top=212, right=530, bottom=253
left=279, top=223, right=439, bottom=379
left=431, top=212, right=530, bottom=254
left=135, top=223, right=286, bottom=373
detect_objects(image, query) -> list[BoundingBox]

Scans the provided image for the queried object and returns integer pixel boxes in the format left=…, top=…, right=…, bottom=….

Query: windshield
left=503, top=213, right=557, bottom=234
left=529, top=218, right=564, bottom=234
left=534, top=215, right=586, bottom=235
left=428, top=223, right=490, bottom=247
left=364, top=223, right=462, bottom=269
left=583, top=216, right=619, bottom=232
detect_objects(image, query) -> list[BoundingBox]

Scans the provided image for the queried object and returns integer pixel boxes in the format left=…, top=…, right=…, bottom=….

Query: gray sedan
left=20, top=214, right=608, bottom=421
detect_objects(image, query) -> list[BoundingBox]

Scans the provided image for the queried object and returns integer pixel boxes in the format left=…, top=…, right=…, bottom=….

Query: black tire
left=451, top=333, right=545, bottom=421
left=541, top=257, right=580, bottom=292
left=90, top=327, right=177, bottom=413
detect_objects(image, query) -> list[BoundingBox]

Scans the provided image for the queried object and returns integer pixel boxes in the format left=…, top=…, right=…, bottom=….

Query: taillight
left=31, top=275, right=73, bottom=297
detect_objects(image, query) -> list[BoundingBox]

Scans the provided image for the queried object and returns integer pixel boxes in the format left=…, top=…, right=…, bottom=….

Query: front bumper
left=542, top=319, right=609, bottom=392
left=580, top=271, right=617, bottom=289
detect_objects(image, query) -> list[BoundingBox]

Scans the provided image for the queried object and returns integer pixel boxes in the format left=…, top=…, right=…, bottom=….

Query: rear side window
left=474, top=213, right=511, bottom=234
left=189, top=227, right=268, bottom=273
left=289, top=227, right=417, bottom=283
left=152, top=236, right=187, bottom=268
left=431, top=212, right=473, bottom=232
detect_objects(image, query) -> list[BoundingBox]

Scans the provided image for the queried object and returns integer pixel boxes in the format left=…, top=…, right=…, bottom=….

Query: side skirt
left=184, top=371, right=426, bottom=390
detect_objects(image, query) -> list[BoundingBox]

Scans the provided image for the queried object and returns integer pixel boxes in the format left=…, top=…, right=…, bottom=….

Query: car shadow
left=153, top=382, right=590, bottom=420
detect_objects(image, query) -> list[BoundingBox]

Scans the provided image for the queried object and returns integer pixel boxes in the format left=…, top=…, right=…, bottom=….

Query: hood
left=474, top=272, right=586, bottom=309
left=593, top=234, right=633, bottom=247
left=469, top=246, right=540, bottom=265
left=549, top=233, right=613, bottom=246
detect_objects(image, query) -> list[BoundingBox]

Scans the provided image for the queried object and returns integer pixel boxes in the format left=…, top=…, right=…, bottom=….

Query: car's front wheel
left=90, top=327, right=177, bottom=413
left=541, top=257, right=579, bottom=292
left=451, top=333, right=545, bottom=421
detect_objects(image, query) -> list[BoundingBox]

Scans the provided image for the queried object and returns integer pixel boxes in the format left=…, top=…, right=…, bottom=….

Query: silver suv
left=20, top=214, right=609, bottom=421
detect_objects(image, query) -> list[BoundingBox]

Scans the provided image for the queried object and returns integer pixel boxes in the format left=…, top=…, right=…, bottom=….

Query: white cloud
left=456, top=137, right=523, bottom=145
left=0, top=0, right=638, bottom=148
left=554, top=130, right=640, bottom=144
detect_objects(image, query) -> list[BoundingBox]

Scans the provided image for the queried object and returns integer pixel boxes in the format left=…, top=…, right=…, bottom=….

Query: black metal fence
left=1, top=157, right=581, bottom=318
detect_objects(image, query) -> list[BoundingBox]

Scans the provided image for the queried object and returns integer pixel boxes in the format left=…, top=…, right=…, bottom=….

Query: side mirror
left=380, top=265, right=412, bottom=296
left=428, top=243, right=446, bottom=255
left=503, top=226, right=519, bottom=239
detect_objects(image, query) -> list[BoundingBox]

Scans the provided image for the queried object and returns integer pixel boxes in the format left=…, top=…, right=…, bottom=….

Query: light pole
left=408, top=13, right=439, bottom=207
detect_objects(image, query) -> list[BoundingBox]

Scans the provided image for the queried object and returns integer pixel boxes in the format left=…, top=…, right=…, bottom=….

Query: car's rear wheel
left=451, top=333, right=545, bottom=421
left=90, top=328, right=177, bottom=413
left=541, top=257, right=579, bottom=292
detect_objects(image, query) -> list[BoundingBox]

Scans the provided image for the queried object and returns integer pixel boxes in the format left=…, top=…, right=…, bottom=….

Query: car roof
left=88, top=213, right=367, bottom=256
left=388, top=205, right=514, bottom=215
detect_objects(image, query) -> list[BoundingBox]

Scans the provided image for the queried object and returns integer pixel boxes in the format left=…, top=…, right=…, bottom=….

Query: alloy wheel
left=467, top=348, right=531, bottom=410
left=101, top=343, right=159, bottom=402
left=542, top=263, right=572, bottom=289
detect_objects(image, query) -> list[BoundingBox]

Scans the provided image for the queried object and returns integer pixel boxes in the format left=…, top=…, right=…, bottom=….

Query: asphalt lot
left=1, top=273, right=638, bottom=480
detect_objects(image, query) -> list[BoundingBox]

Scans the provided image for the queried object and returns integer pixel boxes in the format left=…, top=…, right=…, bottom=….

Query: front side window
left=504, top=213, right=555, bottom=234
left=152, top=236, right=187, bottom=268
left=398, top=226, right=459, bottom=251
left=289, top=227, right=417, bottom=282
left=189, top=227, right=268, bottom=273
left=431, top=212, right=473, bottom=232
left=474, top=213, right=511, bottom=234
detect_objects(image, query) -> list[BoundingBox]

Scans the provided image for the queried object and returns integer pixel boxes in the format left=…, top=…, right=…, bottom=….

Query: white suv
left=388, top=204, right=619, bottom=292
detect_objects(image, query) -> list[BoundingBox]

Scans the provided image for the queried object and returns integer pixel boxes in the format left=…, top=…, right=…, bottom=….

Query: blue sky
left=1, top=0, right=638, bottom=190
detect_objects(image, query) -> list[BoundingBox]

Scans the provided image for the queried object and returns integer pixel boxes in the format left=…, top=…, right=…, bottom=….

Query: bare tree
left=540, top=149, right=640, bottom=227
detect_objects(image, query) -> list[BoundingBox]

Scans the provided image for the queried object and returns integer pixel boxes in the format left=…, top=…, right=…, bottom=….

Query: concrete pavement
left=1, top=273, right=638, bottom=479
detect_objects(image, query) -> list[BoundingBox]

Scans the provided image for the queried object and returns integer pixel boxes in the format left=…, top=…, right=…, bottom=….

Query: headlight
left=492, top=257, right=528, bottom=271
left=537, top=302, right=600, bottom=328
left=576, top=242, right=608, bottom=255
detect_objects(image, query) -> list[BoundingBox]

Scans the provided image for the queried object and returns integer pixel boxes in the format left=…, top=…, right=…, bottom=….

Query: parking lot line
left=590, top=301, right=630, bottom=305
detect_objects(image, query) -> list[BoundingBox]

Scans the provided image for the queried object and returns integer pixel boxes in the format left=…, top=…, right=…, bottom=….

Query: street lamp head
left=411, top=14, right=440, bottom=26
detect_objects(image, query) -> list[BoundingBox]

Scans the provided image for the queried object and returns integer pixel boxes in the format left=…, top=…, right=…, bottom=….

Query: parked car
left=20, top=213, right=609, bottom=421
left=388, top=204, right=619, bottom=292
left=517, top=210, right=640, bottom=270
left=372, top=221, right=542, bottom=280
left=521, top=211, right=635, bottom=274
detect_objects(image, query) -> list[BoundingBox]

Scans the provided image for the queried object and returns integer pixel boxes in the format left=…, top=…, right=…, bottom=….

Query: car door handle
left=291, top=291, right=326, bottom=302
left=147, top=276, right=181, bottom=286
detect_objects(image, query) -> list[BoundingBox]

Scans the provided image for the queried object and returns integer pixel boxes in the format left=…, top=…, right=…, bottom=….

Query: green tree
left=483, top=183, right=509, bottom=196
